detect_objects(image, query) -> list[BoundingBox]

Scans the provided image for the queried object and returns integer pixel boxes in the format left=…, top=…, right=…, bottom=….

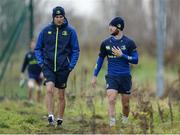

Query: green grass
left=0, top=96, right=179, bottom=134
left=0, top=47, right=180, bottom=133
left=132, top=54, right=156, bottom=85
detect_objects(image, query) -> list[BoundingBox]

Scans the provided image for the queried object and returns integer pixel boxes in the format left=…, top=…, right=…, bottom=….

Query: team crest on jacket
left=27, top=54, right=32, bottom=58
left=121, top=45, right=126, bottom=50
left=62, top=31, right=68, bottom=36
left=106, top=45, right=111, bottom=50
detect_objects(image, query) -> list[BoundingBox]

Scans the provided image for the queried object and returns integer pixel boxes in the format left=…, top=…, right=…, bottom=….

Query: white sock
left=110, top=117, right=116, bottom=126
left=48, top=114, right=54, bottom=120
left=57, top=118, right=63, bottom=121
left=122, top=115, right=128, bottom=123
left=110, top=117, right=116, bottom=122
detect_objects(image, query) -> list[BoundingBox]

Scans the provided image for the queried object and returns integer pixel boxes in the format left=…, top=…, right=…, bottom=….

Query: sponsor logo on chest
left=105, top=45, right=111, bottom=50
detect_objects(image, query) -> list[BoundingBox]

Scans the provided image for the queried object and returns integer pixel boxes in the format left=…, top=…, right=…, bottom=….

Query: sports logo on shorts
left=126, top=90, right=131, bottom=94
left=61, top=83, right=66, bottom=87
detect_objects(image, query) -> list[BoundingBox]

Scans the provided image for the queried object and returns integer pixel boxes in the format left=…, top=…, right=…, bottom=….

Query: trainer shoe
left=48, top=115, right=55, bottom=126
left=109, top=117, right=116, bottom=127
left=57, top=118, right=63, bottom=128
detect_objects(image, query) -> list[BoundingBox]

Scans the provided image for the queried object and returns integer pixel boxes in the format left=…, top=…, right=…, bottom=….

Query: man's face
left=30, top=41, right=35, bottom=51
left=109, top=25, right=119, bottom=36
left=54, top=15, right=64, bottom=26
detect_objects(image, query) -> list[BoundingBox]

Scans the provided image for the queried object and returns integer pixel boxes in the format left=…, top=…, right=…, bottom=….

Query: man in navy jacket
left=91, top=17, right=138, bottom=127
left=35, top=6, right=80, bottom=127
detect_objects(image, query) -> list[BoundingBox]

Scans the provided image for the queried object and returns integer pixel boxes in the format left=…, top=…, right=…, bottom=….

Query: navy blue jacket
left=35, top=19, right=80, bottom=72
left=21, top=51, right=42, bottom=78
left=94, top=35, right=138, bottom=76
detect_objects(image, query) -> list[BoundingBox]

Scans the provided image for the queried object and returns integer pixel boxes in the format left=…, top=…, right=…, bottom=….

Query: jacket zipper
left=54, top=27, right=59, bottom=72
left=67, top=57, right=70, bottom=64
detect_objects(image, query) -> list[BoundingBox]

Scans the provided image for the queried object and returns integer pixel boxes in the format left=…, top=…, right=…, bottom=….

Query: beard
left=111, top=28, right=119, bottom=36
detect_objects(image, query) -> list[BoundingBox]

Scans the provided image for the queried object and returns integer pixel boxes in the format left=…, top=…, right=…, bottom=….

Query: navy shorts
left=105, top=75, right=132, bottom=94
left=29, top=74, right=42, bottom=85
left=42, top=66, right=70, bottom=89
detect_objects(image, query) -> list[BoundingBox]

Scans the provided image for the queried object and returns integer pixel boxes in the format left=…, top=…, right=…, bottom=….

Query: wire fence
left=0, top=0, right=30, bottom=99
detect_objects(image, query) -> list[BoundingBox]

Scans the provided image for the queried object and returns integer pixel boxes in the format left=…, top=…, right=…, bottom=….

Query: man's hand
left=91, top=76, right=97, bottom=88
left=19, top=73, right=25, bottom=88
left=112, top=46, right=123, bottom=57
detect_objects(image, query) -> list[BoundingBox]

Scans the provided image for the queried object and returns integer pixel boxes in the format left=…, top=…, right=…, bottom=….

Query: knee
left=46, top=82, right=54, bottom=94
left=47, top=89, right=53, bottom=95
left=28, top=80, right=35, bottom=89
left=108, top=96, right=116, bottom=105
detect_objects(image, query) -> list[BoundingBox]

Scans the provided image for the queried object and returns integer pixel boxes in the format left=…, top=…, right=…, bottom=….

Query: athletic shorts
left=27, top=79, right=42, bottom=91
left=29, top=75, right=42, bottom=85
left=105, top=74, right=132, bottom=94
left=42, top=66, right=70, bottom=89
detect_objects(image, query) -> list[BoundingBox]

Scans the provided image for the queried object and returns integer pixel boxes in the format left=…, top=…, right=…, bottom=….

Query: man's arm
left=34, top=31, right=44, bottom=66
left=91, top=42, right=106, bottom=88
left=93, top=56, right=104, bottom=77
left=112, top=40, right=139, bottom=64
left=21, top=54, right=28, bottom=73
left=93, top=42, right=106, bottom=77
left=20, top=54, right=28, bottom=87
left=69, top=29, right=80, bottom=70
left=121, top=50, right=138, bottom=64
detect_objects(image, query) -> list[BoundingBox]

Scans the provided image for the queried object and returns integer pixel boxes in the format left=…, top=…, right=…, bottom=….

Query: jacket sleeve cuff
left=68, top=65, right=74, bottom=71
left=121, top=54, right=128, bottom=59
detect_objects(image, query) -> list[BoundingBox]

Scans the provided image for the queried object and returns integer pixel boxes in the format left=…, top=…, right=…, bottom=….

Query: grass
left=0, top=46, right=180, bottom=133
left=0, top=96, right=179, bottom=134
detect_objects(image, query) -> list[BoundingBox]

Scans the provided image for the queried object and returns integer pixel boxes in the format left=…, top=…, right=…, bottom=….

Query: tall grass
left=0, top=46, right=180, bottom=133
